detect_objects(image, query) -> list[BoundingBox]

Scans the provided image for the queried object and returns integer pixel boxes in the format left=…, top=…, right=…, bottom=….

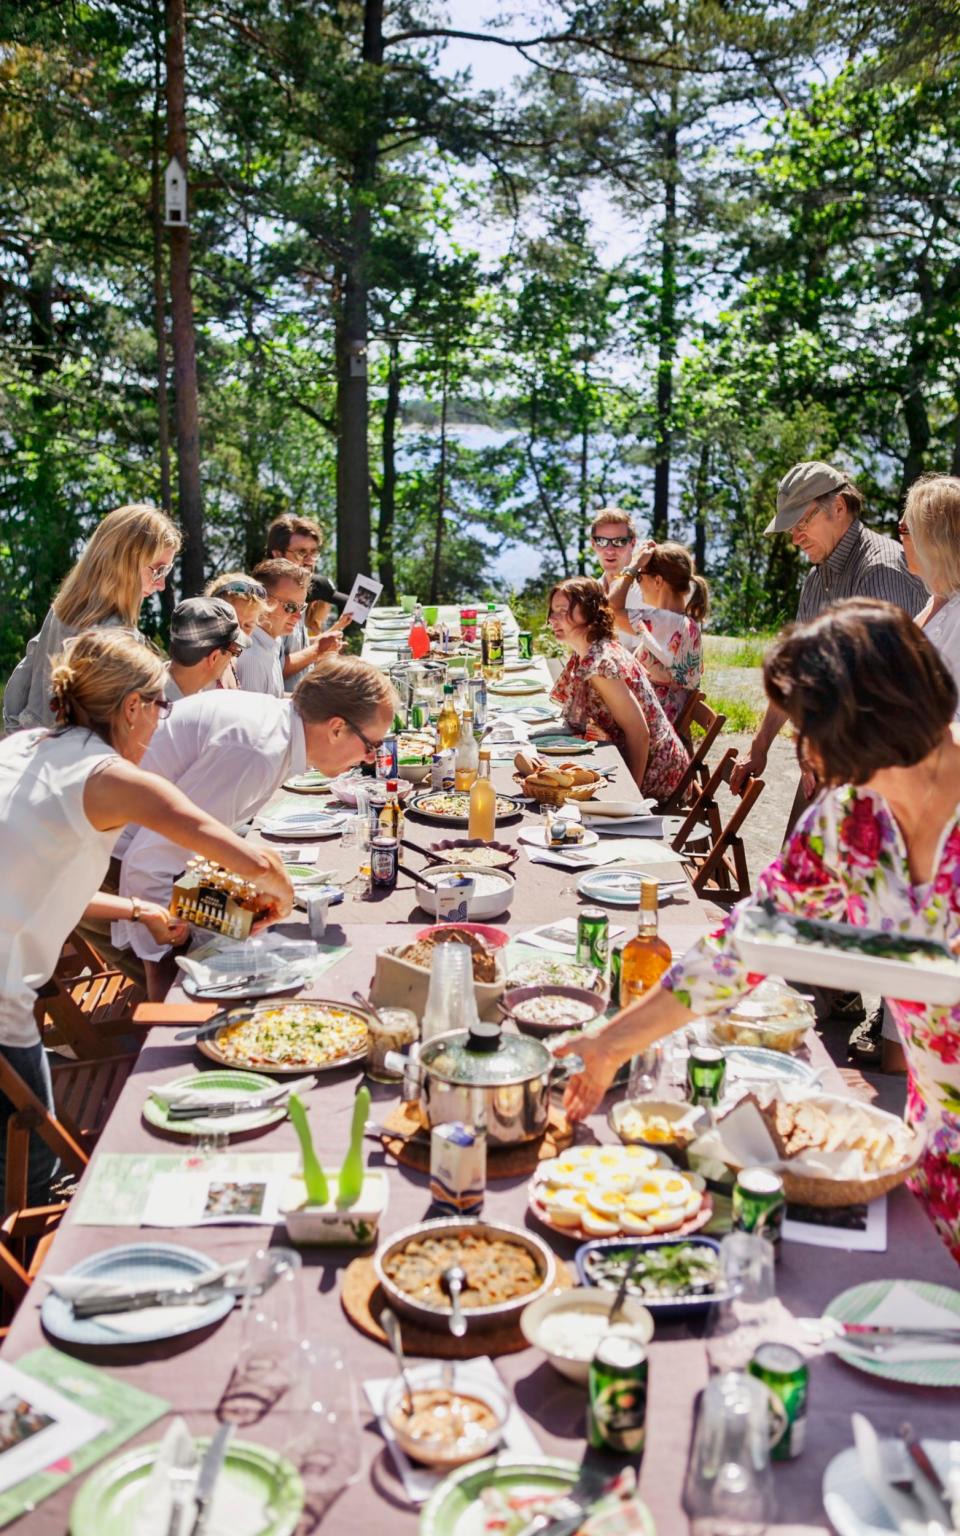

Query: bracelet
left=130, top=898, right=144, bottom=924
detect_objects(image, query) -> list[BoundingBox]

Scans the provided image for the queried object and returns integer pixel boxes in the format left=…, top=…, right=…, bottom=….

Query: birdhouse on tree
left=164, top=157, right=188, bottom=226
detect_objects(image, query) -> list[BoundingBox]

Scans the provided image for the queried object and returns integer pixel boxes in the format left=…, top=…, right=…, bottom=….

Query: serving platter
left=408, top=790, right=525, bottom=826
left=196, top=999, right=369, bottom=1076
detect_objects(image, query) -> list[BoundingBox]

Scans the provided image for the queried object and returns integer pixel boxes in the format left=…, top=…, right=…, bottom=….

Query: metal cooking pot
left=415, top=1021, right=575, bottom=1145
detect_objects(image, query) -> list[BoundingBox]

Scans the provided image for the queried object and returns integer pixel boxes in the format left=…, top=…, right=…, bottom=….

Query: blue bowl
left=574, top=1235, right=728, bottom=1319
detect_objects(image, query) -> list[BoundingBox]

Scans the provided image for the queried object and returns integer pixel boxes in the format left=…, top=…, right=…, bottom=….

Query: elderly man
left=589, top=508, right=647, bottom=652
left=165, top=597, right=250, bottom=700
left=731, top=461, right=925, bottom=1056
left=264, top=513, right=347, bottom=688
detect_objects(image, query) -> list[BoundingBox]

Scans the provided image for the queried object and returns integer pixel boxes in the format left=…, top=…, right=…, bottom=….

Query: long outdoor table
left=4, top=745, right=958, bottom=1535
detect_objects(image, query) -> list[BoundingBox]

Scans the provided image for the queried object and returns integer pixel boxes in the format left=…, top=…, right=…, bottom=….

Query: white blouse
left=924, top=593, right=960, bottom=720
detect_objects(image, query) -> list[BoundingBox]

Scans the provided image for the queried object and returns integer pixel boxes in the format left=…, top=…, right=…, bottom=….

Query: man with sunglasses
left=165, top=597, right=250, bottom=701
left=234, top=559, right=309, bottom=697
left=590, top=509, right=646, bottom=652
left=264, top=513, right=348, bottom=688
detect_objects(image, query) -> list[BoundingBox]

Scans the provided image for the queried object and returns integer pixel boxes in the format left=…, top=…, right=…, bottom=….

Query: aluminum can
left=376, top=734, right=399, bottom=779
left=517, top=631, right=533, bottom=659
left=467, top=676, right=487, bottom=728
left=686, top=1043, right=726, bottom=1105
left=410, top=702, right=428, bottom=730
left=577, top=907, right=609, bottom=973
left=748, top=1342, right=808, bottom=1460
left=732, top=1166, right=786, bottom=1250
left=587, top=1334, right=648, bottom=1455
left=370, top=835, right=398, bottom=890
left=429, top=1121, right=486, bottom=1216
left=440, top=748, right=456, bottom=791
left=430, top=752, right=445, bottom=791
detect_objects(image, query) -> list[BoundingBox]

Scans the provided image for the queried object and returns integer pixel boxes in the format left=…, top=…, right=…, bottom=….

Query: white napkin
left=851, top=1414, right=931, bottom=1536
left=842, top=1281, right=960, bottom=1364
left=363, top=1358, right=540, bottom=1506
left=176, top=936, right=318, bottom=991
left=46, top=1262, right=242, bottom=1337
left=148, top=1076, right=313, bottom=1110
left=134, top=1418, right=198, bottom=1536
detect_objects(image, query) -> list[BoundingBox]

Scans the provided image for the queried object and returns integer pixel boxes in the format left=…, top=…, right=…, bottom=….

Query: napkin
left=840, top=1281, right=960, bottom=1364
left=363, top=1358, right=540, bottom=1505
left=851, top=1413, right=932, bottom=1536
left=133, top=1419, right=266, bottom=1536
left=148, top=1076, right=313, bottom=1110
left=176, top=936, right=318, bottom=991
left=46, top=1262, right=242, bottom=1337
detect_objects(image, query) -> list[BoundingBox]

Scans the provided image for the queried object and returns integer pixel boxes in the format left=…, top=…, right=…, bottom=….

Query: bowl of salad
left=574, top=1236, right=728, bottom=1318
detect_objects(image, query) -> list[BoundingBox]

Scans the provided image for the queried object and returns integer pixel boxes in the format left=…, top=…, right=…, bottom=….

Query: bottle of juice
left=620, top=879, right=673, bottom=1005
left=437, top=684, right=460, bottom=751
left=468, top=749, right=496, bottom=840
left=454, top=708, right=479, bottom=790
left=408, top=602, right=430, bottom=660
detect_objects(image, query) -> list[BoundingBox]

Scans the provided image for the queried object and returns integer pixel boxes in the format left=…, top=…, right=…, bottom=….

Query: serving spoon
left=381, top=1307, right=415, bottom=1415
left=441, top=1264, right=467, bottom=1339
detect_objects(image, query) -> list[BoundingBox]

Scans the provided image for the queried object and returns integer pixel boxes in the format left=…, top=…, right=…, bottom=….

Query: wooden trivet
left=378, top=1101, right=573, bottom=1178
left=341, top=1255, right=573, bottom=1358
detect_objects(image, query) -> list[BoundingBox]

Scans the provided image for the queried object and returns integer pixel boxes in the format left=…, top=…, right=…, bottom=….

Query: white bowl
left=397, top=761, right=432, bottom=784
left=383, top=1364, right=509, bottom=1469
left=520, top=1286, right=654, bottom=1384
left=280, top=1168, right=388, bottom=1246
left=416, top=864, right=516, bottom=921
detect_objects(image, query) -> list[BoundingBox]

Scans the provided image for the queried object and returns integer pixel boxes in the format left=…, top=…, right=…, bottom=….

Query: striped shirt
left=796, top=519, right=926, bottom=622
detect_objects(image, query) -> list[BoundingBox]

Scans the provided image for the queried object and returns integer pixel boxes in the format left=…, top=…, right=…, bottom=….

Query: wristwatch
left=130, top=898, right=143, bottom=923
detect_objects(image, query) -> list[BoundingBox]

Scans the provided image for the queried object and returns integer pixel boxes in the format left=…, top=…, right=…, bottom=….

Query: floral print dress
left=550, top=639, right=688, bottom=802
left=630, top=607, right=703, bottom=725
left=662, top=785, right=960, bottom=1264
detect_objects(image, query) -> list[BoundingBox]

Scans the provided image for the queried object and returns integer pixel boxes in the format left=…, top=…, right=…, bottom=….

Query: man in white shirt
left=590, top=509, right=646, bottom=651
left=263, top=514, right=347, bottom=688
left=234, top=558, right=308, bottom=697
left=113, top=657, right=397, bottom=995
left=166, top=597, right=250, bottom=700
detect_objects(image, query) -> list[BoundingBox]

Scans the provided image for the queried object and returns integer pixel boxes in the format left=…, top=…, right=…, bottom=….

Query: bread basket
left=518, top=769, right=601, bottom=807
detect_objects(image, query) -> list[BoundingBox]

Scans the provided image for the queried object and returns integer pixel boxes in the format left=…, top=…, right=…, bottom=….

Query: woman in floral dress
left=560, top=598, right=960, bottom=1264
left=548, top=577, right=688, bottom=803
left=607, top=540, right=709, bottom=725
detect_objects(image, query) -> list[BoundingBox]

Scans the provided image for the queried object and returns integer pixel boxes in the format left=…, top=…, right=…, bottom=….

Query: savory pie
left=211, top=1002, right=368, bottom=1069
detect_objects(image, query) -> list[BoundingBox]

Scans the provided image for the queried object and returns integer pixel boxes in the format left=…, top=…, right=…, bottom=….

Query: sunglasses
left=147, top=561, right=175, bottom=581
left=278, top=599, right=306, bottom=615
left=344, top=718, right=384, bottom=758
left=142, top=695, right=173, bottom=718
left=592, top=534, right=633, bottom=548
left=216, top=580, right=268, bottom=601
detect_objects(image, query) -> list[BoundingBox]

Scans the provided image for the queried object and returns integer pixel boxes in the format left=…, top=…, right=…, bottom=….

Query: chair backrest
left=671, top=746, right=765, bottom=902
left=658, top=693, right=726, bottom=814
left=35, top=964, right=145, bottom=1061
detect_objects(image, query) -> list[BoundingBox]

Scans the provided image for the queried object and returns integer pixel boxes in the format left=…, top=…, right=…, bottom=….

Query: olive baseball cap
left=169, top=597, right=250, bottom=664
left=765, top=461, right=849, bottom=534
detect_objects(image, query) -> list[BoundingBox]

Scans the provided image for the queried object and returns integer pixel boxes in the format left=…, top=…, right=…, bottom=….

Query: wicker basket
left=518, top=772, right=600, bottom=807
left=776, top=1157, right=918, bottom=1208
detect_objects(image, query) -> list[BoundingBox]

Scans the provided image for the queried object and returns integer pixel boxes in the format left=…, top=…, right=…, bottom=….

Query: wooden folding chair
left=0, top=1205, right=66, bottom=1323
left=34, top=937, right=146, bottom=1061
left=670, top=746, right=765, bottom=903
left=658, top=694, right=727, bottom=814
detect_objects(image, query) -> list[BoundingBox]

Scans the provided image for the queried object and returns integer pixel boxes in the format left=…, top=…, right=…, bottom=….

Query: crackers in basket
left=754, top=1094, right=913, bottom=1175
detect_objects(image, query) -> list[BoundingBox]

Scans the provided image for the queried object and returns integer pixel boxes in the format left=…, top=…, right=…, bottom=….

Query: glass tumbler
left=217, top=1246, right=304, bottom=1426
left=685, top=1370, right=775, bottom=1536
left=706, top=1234, right=777, bottom=1375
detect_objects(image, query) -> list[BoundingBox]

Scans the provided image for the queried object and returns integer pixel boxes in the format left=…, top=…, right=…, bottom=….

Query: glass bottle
left=378, top=779, right=404, bottom=841
left=620, top=878, right=672, bottom=1005
left=437, top=684, right=460, bottom=751
left=454, top=708, right=479, bottom=791
left=408, top=602, right=430, bottom=660
left=468, top=749, right=496, bottom=841
left=481, top=604, right=504, bottom=681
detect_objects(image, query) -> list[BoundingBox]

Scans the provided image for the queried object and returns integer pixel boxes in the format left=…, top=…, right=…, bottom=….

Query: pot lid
left=420, top=1022, right=551, bottom=1085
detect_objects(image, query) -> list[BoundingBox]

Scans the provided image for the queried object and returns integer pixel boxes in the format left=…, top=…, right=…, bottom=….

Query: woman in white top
left=607, top=539, right=709, bottom=727
left=902, top=475, right=960, bottom=718
left=3, top=504, right=182, bottom=733
left=0, top=628, right=293, bottom=1204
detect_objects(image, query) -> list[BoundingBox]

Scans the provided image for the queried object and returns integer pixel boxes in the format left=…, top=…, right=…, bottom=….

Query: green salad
left=583, top=1242, right=721, bottom=1300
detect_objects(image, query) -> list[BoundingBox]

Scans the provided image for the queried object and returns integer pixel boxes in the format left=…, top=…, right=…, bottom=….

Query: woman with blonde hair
left=3, top=504, right=181, bottom=732
left=0, top=627, right=293, bottom=1202
left=204, top=572, right=270, bottom=688
left=903, top=475, right=960, bottom=714
left=608, top=539, right=708, bottom=725
left=548, top=577, right=688, bottom=801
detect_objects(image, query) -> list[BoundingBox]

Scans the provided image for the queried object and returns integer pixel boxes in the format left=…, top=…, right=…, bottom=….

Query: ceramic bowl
left=519, top=1286, right=654, bottom=1385
left=383, top=1364, right=509, bottom=1469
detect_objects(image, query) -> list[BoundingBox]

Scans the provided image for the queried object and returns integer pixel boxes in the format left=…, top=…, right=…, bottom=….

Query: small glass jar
left=366, top=1007, right=419, bottom=1082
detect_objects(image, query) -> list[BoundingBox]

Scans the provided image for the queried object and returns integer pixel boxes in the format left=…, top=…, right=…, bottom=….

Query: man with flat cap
left=165, top=596, right=250, bottom=701
left=731, top=461, right=925, bottom=1055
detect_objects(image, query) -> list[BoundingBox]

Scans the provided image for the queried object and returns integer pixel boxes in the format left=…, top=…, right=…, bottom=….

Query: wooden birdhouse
left=164, top=157, right=188, bottom=226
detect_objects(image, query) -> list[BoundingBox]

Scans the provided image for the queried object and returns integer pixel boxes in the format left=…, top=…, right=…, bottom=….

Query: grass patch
left=700, top=692, right=763, bottom=734
left=703, top=634, right=772, bottom=669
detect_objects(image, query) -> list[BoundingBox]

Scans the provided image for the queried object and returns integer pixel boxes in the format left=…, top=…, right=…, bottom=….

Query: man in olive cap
left=166, top=597, right=250, bottom=700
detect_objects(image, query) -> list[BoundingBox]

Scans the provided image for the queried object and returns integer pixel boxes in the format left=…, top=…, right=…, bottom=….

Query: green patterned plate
left=70, top=1438, right=304, bottom=1536
left=824, top=1279, right=960, bottom=1386
left=142, top=1069, right=287, bottom=1137
left=420, top=1457, right=656, bottom=1536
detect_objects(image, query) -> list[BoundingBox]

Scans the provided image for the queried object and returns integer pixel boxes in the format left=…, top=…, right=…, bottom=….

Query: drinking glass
left=685, top=1370, right=775, bottom=1536
left=706, top=1234, right=777, bottom=1375
left=287, top=1342, right=364, bottom=1531
left=627, top=1044, right=663, bottom=1098
left=217, top=1247, right=303, bottom=1425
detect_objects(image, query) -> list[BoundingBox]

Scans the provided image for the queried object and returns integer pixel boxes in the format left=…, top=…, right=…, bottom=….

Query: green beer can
left=685, top=1044, right=726, bottom=1105
left=732, top=1166, right=786, bottom=1251
left=748, top=1342, right=808, bottom=1460
left=517, top=630, right=533, bottom=659
left=577, top=908, right=609, bottom=975
left=587, top=1334, right=648, bottom=1455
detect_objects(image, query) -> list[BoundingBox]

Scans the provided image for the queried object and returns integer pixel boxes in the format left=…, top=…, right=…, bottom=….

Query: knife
left=899, top=1422, right=954, bottom=1528
left=188, top=1424, right=234, bottom=1536
left=166, top=1094, right=290, bottom=1120
left=71, top=1273, right=248, bottom=1319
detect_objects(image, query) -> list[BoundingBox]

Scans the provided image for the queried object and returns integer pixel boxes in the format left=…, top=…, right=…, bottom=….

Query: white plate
left=258, top=810, right=347, bottom=838
left=487, top=679, right=544, bottom=696
left=519, top=826, right=599, bottom=850
left=823, top=1439, right=960, bottom=1535
left=720, top=1043, right=819, bottom=1092
left=576, top=865, right=687, bottom=905
left=183, top=973, right=306, bottom=1002
left=733, top=909, right=960, bottom=1007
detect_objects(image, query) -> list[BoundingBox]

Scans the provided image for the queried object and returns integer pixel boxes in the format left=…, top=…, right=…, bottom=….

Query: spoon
left=352, top=990, right=386, bottom=1029
left=442, top=1265, right=467, bottom=1339
left=381, top=1307, right=416, bottom=1415
left=607, top=1248, right=645, bottom=1328
left=396, top=862, right=438, bottom=892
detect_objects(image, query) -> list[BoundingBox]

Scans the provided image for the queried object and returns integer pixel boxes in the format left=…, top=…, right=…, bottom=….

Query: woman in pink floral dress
left=608, top=540, right=709, bottom=725
left=548, top=578, right=688, bottom=803
left=559, top=598, right=960, bottom=1264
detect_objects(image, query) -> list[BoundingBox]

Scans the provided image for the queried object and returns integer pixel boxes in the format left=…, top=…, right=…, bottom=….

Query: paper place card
left=342, top=574, right=383, bottom=625
left=0, top=1361, right=106, bottom=1497
left=519, top=916, right=626, bottom=953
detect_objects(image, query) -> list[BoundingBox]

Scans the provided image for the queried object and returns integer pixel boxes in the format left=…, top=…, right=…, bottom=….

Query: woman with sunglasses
left=4, top=504, right=181, bottom=733
left=0, top=628, right=294, bottom=1202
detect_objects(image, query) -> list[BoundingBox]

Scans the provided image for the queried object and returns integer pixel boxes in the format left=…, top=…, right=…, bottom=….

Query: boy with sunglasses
left=590, top=508, right=646, bottom=652
left=234, top=559, right=308, bottom=697
left=165, top=597, right=250, bottom=700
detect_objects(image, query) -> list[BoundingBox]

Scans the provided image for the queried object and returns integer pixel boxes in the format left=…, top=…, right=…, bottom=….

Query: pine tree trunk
left=693, top=441, right=709, bottom=572
left=652, top=86, right=679, bottom=540
left=429, top=349, right=450, bottom=603
left=377, top=337, right=399, bottom=602
left=152, top=0, right=174, bottom=626
left=577, top=374, right=590, bottom=575
left=165, top=0, right=204, bottom=594
left=335, top=0, right=381, bottom=593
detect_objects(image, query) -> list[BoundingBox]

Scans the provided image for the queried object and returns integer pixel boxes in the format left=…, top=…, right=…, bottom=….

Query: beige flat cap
left=765, top=461, right=848, bottom=534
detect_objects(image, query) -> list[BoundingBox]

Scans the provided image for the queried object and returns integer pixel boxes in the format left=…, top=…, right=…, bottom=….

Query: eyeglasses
left=549, top=608, right=571, bottom=621
left=898, top=518, right=911, bottom=536
left=142, top=695, right=173, bottom=718
left=344, top=718, right=384, bottom=758
left=278, top=599, right=306, bottom=615
left=791, top=504, right=822, bottom=537
left=592, top=534, right=633, bottom=548
left=224, top=642, right=245, bottom=658
left=147, top=561, right=175, bottom=581
left=216, top=580, right=268, bottom=601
